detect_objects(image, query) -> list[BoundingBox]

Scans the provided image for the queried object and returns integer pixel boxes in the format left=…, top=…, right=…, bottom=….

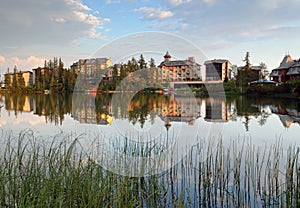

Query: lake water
left=1, top=93, right=299, bottom=146
left=1, top=92, right=300, bottom=206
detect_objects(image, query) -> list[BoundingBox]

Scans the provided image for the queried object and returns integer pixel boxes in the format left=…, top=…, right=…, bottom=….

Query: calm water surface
left=0, top=93, right=299, bottom=147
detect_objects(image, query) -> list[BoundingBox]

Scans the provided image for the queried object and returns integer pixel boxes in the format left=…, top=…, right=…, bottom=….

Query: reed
left=0, top=129, right=299, bottom=207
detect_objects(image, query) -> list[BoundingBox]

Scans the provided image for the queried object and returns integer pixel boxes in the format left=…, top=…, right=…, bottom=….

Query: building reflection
left=270, top=104, right=300, bottom=128
left=154, top=95, right=202, bottom=126
left=4, top=93, right=299, bottom=131
left=4, top=94, right=33, bottom=116
left=72, top=94, right=113, bottom=125
left=204, top=98, right=231, bottom=122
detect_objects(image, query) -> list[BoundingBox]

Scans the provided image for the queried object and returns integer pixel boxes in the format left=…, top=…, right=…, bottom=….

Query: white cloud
left=202, top=0, right=215, bottom=5
left=104, top=18, right=111, bottom=22
left=135, top=7, right=173, bottom=20
left=0, top=56, right=6, bottom=63
left=52, top=17, right=66, bottom=23
left=106, top=0, right=121, bottom=4
left=0, top=0, right=109, bottom=49
left=0, top=55, right=46, bottom=71
left=73, top=11, right=101, bottom=25
left=163, top=0, right=192, bottom=7
left=66, top=0, right=92, bottom=11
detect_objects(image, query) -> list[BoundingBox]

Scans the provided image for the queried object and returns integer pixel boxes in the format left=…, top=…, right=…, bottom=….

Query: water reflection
left=1, top=93, right=300, bottom=131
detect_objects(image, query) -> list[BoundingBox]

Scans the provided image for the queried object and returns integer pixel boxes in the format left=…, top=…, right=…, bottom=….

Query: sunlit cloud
left=51, top=17, right=66, bottom=23
left=0, top=55, right=46, bottom=70
left=134, top=7, right=173, bottom=20
left=0, top=56, right=6, bottom=63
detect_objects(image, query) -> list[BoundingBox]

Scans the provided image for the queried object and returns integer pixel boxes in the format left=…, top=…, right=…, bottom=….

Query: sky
left=1, top=0, right=300, bottom=76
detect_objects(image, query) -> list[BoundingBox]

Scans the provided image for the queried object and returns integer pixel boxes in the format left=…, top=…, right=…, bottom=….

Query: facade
left=32, top=67, right=46, bottom=86
left=270, top=55, right=300, bottom=83
left=105, top=64, right=121, bottom=81
left=204, top=59, right=232, bottom=81
left=4, top=73, right=13, bottom=87
left=158, top=52, right=201, bottom=81
left=20, top=71, right=33, bottom=86
left=4, top=71, right=33, bottom=87
left=70, top=57, right=113, bottom=77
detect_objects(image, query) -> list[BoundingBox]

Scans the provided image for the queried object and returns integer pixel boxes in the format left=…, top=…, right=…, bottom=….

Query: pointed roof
left=164, top=51, right=171, bottom=58
left=272, top=55, right=295, bottom=70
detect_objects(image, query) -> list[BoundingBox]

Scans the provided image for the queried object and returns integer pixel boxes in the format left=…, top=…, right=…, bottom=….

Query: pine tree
left=243, top=52, right=251, bottom=71
left=149, top=58, right=156, bottom=68
left=12, top=66, right=18, bottom=89
left=138, top=54, right=147, bottom=69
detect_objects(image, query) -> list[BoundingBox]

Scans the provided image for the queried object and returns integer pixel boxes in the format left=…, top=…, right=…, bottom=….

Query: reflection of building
left=204, top=59, right=232, bottom=81
left=72, top=95, right=113, bottom=125
left=270, top=105, right=300, bottom=128
left=22, top=96, right=33, bottom=112
left=158, top=52, right=202, bottom=82
left=270, top=54, right=300, bottom=83
left=5, top=95, right=33, bottom=113
left=155, top=96, right=201, bottom=125
left=204, top=98, right=230, bottom=122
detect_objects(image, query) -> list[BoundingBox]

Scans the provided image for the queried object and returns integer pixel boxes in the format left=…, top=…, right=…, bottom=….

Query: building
left=105, top=64, right=121, bottom=81
left=158, top=52, right=201, bottom=82
left=70, top=57, right=113, bottom=77
left=4, top=71, right=33, bottom=87
left=19, top=71, right=33, bottom=86
left=270, top=55, right=300, bottom=83
left=237, top=65, right=263, bottom=80
left=204, top=59, right=232, bottom=81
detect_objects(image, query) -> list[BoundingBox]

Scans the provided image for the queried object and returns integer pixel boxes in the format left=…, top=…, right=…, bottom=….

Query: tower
left=164, top=51, right=171, bottom=62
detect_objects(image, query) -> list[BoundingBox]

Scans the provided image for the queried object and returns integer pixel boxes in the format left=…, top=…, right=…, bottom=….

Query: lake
left=1, top=93, right=299, bottom=145
left=0, top=92, right=300, bottom=206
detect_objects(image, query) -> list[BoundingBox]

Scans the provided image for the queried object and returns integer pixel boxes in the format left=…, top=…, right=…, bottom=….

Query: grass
left=0, top=129, right=299, bottom=207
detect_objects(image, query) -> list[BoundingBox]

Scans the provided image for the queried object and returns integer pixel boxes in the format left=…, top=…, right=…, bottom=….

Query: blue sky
left=1, top=0, right=300, bottom=75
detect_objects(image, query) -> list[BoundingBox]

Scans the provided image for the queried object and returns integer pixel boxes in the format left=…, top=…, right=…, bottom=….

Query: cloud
left=0, top=0, right=109, bottom=49
left=66, top=0, right=91, bottom=11
left=52, top=17, right=66, bottom=23
left=163, top=0, right=192, bottom=7
left=106, top=0, right=121, bottom=4
left=0, top=55, right=46, bottom=71
left=134, top=7, right=173, bottom=20
left=152, top=0, right=300, bottom=43
left=0, top=56, right=6, bottom=63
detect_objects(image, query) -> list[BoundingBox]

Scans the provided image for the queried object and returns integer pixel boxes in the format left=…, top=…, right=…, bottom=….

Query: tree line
left=4, top=58, right=77, bottom=93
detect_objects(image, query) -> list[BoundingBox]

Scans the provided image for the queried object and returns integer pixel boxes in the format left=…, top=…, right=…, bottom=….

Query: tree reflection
left=2, top=93, right=300, bottom=130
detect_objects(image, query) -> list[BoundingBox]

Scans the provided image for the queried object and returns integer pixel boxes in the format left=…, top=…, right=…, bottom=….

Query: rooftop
left=204, top=59, right=229, bottom=65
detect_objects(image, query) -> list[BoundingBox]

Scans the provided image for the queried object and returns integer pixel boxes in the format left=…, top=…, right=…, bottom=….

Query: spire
left=164, top=51, right=171, bottom=62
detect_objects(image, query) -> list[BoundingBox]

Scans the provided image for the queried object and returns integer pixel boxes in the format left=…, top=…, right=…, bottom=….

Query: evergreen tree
left=120, top=64, right=127, bottom=79
left=50, top=70, right=56, bottom=89
left=149, top=58, right=156, bottom=68
left=18, top=73, right=25, bottom=88
left=12, top=66, right=18, bottom=89
left=4, top=68, right=11, bottom=89
left=138, top=54, right=147, bottom=69
left=260, top=62, right=268, bottom=79
left=112, top=64, right=119, bottom=80
left=243, top=52, right=251, bottom=71
left=131, top=57, right=138, bottom=72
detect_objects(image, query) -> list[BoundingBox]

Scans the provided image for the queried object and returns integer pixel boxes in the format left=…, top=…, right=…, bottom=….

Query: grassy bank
left=0, top=130, right=299, bottom=207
